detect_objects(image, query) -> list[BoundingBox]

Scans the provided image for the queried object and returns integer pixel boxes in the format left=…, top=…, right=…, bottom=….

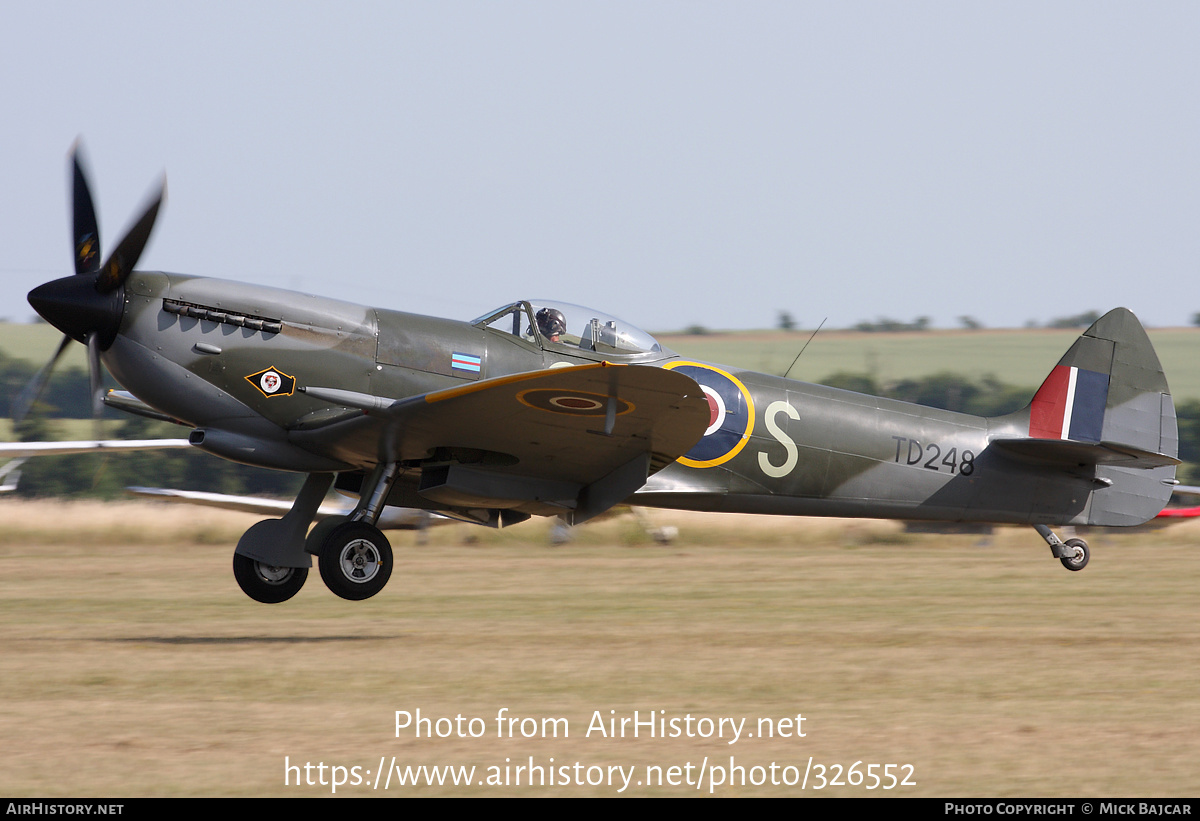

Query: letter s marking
left=758, top=400, right=800, bottom=478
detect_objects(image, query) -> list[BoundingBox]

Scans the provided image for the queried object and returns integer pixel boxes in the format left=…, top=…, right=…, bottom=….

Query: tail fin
left=991, top=308, right=1179, bottom=525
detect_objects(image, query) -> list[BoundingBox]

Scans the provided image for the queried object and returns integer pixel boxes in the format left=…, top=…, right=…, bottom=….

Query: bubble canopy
left=472, top=300, right=663, bottom=356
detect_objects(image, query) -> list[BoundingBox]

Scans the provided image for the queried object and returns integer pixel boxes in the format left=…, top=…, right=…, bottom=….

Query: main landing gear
left=232, top=464, right=402, bottom=603
left=1033, top=524, right=1090, bottom=571
left=308, top=518, right=393, bottom=601
left=305, top=462, right=401, bottom=602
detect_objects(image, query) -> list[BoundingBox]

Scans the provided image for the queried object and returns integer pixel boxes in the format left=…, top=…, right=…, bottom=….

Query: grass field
left=0, top=321, right=88, bottom=368
left=2, top=501, right=1198, bottom=797
left=7, top=320, right=1200, bottom=400
left=660, top=326, right=1200, bottom=400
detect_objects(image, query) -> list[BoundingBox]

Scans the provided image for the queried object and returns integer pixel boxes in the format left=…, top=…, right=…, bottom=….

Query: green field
left=0, top=321, right=90, bottom=369
left=660, top=326, right=1200, bottom=400
left=7, top=320, right=1200, bottom=400
left=1, top=502, right=1197, bottom=797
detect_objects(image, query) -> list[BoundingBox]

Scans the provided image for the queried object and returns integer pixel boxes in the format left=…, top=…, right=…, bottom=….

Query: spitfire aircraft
left=12, top=147, right=1181, bottom=603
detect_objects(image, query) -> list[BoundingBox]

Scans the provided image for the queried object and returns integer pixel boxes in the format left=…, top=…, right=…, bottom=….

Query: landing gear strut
left=232, top=472, right=332, bottom=603
left=1033, top=525, right=1090, bottom=571
left=309, top=462, right=401, bottom=601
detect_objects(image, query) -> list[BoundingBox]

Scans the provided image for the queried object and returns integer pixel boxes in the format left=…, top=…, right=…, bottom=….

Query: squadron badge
left=245, top=366, right=296, bottom=398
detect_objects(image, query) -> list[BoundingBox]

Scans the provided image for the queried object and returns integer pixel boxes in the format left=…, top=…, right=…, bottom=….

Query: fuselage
left=45, top=270, right=1172, bottom=529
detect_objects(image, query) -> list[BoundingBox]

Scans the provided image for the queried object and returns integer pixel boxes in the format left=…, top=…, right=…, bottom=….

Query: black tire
left=1060, top=538, right=1090, bottom=571
left=318, top=520, right=393, bottom=601
left=232, top=553, right=308, bottom=603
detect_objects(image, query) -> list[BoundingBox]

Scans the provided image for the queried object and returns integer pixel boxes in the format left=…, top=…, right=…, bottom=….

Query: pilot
left=535, top=307, right=566, bottom=343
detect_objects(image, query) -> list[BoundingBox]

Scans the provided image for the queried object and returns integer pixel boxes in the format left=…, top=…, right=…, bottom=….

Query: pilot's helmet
left=536, top=307, right=566, bottom=339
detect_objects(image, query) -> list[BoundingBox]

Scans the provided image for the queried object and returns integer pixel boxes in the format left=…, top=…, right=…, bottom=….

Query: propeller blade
left=86, top=333, right=105, bottom=439
left=94, top=178, right=165, bottom=294
left=87, top=333, right=103, bottom=413
left=72, top=146, right=101, bottom=275
left=85, top=331, right=108, bottom=439
left=9, top=334, right=72, bottom=425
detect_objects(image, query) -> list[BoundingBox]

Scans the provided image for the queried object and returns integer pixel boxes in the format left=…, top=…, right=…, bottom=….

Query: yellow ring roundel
left=663, top=361, right=755, bottom=468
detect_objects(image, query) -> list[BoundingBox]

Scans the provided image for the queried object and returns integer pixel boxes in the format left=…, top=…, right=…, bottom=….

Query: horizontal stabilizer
left=990, top=437, right=1180, bottom=469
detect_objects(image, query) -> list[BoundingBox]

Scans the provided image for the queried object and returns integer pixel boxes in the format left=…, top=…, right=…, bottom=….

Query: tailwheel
left=1034, top=524, right=1091, bottom=572
left=233, top=553, right=308, bottom=603
left=1059, top=537, right=1090, bottom=572
left=318, top=520, right=393, bottom=601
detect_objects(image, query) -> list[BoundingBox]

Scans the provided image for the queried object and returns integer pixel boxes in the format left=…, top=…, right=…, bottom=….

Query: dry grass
left=0, top=498, right=261, bottom=546
left=1, top=502, right=1199, bottom=796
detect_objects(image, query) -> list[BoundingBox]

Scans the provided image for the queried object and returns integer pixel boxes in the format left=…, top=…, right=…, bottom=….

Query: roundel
left=663, top=361, right=755, bottom=468
left=517, top=388, right=632, bottom=417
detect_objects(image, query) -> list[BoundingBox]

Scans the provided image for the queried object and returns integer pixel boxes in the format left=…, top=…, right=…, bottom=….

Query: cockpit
left=472, top=300, right=663, bottom=357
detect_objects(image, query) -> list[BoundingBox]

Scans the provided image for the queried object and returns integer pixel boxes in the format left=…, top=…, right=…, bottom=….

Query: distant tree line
left=10, top=414, right=306, bottom=500
left=1042, top=310, right=1102, bottom=329
left=1175, top=400, right=1200, bottom=481
left=843, top=309, right=1178, bottom=332
left=698, top=308, right=1200, bottom=335
left=1, top=352, right=98, bottom=420
left=851, top=316, right=932, bottom=333
left=12, top=444, right=306, bottom=501
left=820, top=371, right=1034, bottom=417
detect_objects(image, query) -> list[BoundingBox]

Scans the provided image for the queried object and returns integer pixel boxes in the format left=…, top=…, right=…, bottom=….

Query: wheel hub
left=340, top=540, right=381, bottom=582
left=257, top=563, right=294, bottom=584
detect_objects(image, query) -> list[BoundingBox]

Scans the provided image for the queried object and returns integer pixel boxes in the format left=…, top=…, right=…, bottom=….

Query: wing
left=125, top=486, right=444, bottom=530
left=127, top=486, right=309, bottom=516
left=303, top=362, right=709, bottom=523
left=0, top=439, right=192, bottom=458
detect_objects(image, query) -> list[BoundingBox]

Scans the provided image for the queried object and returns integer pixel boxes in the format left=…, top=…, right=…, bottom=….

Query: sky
left=2, top=2, right=1198, bottom=333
